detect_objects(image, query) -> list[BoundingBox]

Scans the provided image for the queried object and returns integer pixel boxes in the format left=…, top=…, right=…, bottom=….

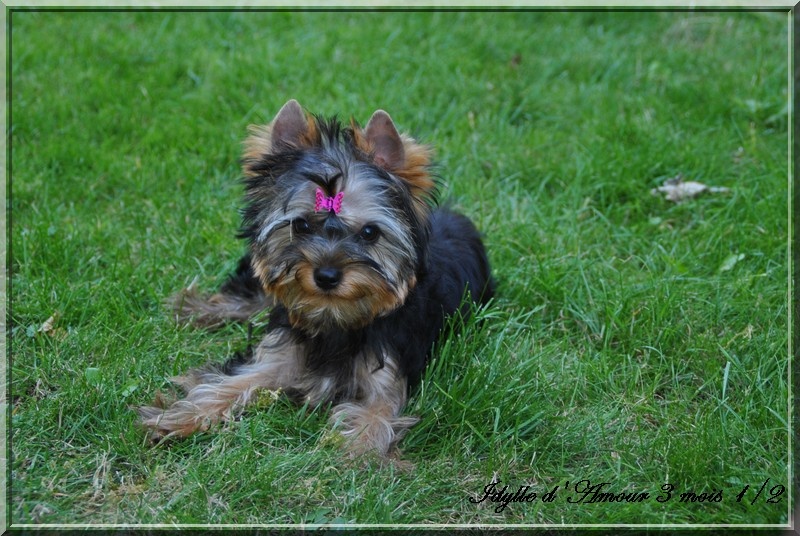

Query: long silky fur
left=139, top=101, right=494, bottom=459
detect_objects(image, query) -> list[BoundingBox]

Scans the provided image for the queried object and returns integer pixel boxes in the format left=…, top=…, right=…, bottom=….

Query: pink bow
left=315, top=188, right=344, bottom=214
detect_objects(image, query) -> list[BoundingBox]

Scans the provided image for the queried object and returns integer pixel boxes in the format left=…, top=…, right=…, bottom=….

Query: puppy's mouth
left=275, top=268, right=405, bottom=331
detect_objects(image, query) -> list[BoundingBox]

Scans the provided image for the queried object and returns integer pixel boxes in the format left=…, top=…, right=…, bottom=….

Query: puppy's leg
left=170, top=253, right=273, bottom=328
left=138, top=330, right=298, bottom=440
left=328, top=355, right=419, bottom=457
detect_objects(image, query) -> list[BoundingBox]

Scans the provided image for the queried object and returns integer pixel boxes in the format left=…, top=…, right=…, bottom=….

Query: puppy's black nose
left=313, top=266, right=342, bottom=290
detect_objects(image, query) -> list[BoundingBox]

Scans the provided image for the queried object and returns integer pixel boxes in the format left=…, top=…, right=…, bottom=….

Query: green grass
left=9, top=9, right=790, bottom=527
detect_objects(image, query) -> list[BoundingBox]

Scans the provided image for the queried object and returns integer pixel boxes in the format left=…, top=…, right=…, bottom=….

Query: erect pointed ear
left=364, top=110, right=406, bottom=170
left=242, top=99, right=317, bottom=178
left=270, top=99, right=310, bottom=150
left=362, top=110, right=436, bottom=219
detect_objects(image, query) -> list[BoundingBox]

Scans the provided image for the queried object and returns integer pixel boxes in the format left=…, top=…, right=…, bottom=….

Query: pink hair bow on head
left=315, top=188, right=344, bottom=214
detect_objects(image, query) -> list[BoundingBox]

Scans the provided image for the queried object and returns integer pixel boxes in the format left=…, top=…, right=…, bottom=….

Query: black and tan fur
left=139, top=100, right=494, bottom=458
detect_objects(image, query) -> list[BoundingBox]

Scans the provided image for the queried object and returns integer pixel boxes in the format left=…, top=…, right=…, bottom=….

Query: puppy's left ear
left=364, top=110, right=406, bottom=170
left=363, top=110, right=435, bottom=207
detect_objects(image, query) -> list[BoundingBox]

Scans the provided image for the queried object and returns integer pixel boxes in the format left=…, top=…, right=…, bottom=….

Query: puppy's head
left=240, top=100, right=436, bottom=335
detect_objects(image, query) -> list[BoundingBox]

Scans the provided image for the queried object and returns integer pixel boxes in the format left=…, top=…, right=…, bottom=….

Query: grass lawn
left=9, top=8, right=791, bottom=528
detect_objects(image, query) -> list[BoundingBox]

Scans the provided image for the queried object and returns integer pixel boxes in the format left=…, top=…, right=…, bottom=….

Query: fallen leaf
left=718, top=253, right=745, bottom=273
left=85, top=367, right=101, bottom=385
left=651, top=174, right=730, bottom=203
left=120, top=383, right=138, bottom=398
left=30, top=503, right=53, bottom=523
left=38, top=312, right=60, bottom=336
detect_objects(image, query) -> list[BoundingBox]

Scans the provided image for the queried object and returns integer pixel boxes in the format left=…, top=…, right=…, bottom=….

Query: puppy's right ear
left=269, top=99, right=309, bottom=150
left=243, top=100, right=317, bottom=178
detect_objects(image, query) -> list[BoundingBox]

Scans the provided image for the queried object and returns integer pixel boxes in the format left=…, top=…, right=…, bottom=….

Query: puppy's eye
left=292, top=218, right=311, bottom=234
left=358, top=224, right=381, bottom=242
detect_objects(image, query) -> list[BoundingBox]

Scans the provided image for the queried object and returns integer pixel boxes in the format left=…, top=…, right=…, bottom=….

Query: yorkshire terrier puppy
left=138, top=99, right=494, bottom=458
